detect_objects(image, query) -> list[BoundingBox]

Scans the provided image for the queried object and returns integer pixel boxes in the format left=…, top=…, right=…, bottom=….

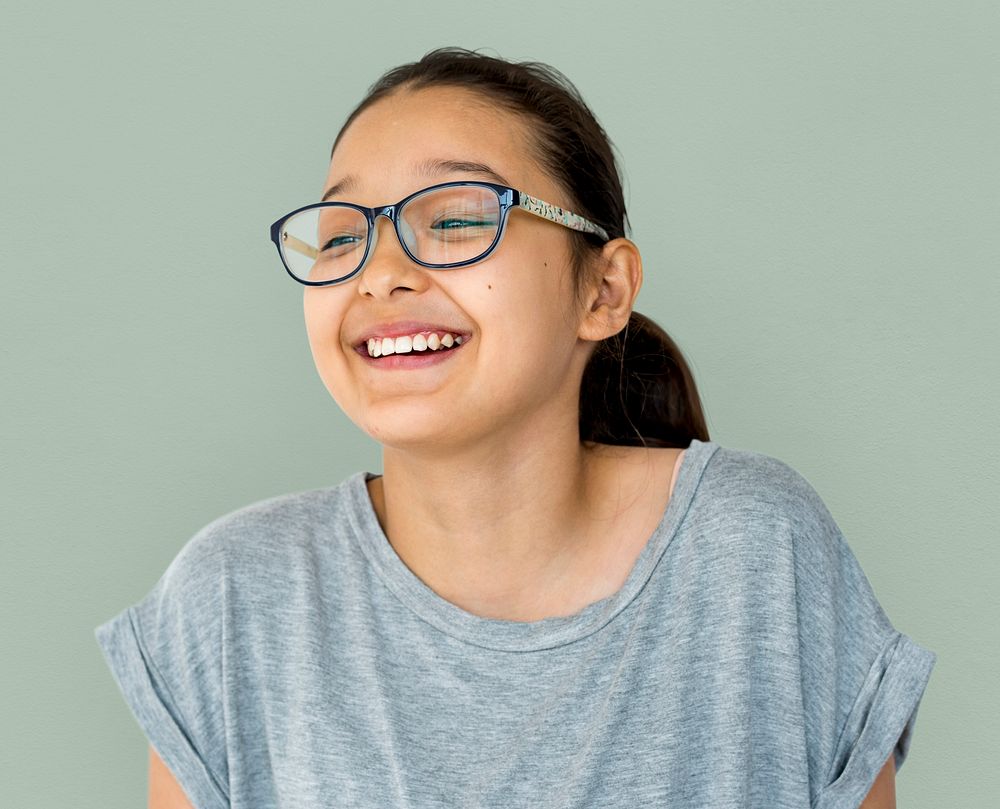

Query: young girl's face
left=304, top=85, right=597, bottom=451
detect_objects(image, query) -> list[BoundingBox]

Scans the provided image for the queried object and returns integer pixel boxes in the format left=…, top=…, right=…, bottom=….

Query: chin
left=352, top=404, right=467, bottom=452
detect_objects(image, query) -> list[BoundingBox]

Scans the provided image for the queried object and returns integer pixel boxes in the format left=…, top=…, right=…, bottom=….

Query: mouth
left=354, top=329, right=469, bottom=369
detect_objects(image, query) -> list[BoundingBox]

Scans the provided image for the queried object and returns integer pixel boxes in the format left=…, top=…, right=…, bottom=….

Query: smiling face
left=304, top=85, right=599, bottom=452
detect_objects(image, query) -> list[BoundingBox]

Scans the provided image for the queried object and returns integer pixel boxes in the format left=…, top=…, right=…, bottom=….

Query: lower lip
left=354, top=341, right=467, bottom=369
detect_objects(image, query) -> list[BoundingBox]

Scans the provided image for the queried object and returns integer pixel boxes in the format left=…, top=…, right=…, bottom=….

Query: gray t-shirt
left=94, top=438, right=935, bottom=809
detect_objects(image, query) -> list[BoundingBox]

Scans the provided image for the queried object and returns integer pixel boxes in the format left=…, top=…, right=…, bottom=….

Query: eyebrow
left=321, top=158, right=512, bottom=202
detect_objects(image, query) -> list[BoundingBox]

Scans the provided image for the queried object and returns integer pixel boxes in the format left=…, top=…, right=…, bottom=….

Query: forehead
left=326, top=86, right=550, bottom=202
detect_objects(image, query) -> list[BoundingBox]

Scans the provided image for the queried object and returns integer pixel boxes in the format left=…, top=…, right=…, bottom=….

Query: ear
left=577, top=237, right=643, bottom=342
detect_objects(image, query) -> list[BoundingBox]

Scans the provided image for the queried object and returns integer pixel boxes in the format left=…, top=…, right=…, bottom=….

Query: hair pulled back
left=333, top=47, right=709, bottom=448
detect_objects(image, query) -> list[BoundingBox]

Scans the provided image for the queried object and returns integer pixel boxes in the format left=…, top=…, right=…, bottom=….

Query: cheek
left=484, top=255, right=580, bottom=342
left=303, top=283, right=350, bottom=329
left=468, top=262, right=581, bottom=377
left=302, top=291, right=352, bottom=382
left=478, top=237, right=572, bottom=308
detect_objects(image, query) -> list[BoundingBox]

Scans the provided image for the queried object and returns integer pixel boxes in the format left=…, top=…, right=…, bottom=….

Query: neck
left=369, top=413, right=619, bottom=621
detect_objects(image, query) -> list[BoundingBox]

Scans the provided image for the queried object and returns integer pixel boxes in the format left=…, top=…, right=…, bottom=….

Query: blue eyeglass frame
left=268, top=180, right=611, bottom=287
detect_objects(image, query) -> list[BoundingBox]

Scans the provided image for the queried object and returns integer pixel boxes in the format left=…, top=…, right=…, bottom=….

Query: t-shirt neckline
left=344, top=438, right=720, bottom=652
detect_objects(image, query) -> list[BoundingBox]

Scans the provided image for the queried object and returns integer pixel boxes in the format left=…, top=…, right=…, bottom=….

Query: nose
left=355, top=212, right=429, bottom=300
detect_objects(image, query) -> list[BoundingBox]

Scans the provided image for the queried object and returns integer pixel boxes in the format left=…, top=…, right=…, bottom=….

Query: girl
left=96, top=48, right=934, bottom=809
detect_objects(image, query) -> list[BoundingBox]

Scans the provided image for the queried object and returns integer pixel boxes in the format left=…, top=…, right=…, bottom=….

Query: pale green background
left=1, top=0, right=995, bottom=806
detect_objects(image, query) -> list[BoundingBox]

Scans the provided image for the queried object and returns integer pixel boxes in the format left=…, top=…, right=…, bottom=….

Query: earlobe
left=578, top=238, right=643, bottom=342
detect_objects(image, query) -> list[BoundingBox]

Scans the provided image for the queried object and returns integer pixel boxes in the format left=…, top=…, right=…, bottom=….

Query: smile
left=364, top=331, right=464, bottom=358
left=355, top=330, right=469, bottom=369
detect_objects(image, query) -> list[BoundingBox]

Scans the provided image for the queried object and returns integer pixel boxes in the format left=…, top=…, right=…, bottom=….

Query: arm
left=859, top=753, right=896, bottom=809
left=149, top=746, right=196, bottom=809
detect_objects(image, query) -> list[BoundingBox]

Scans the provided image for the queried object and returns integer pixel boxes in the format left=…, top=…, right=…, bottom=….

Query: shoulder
left=695, top=443, right=838, bottom=541
left=158, top=474, right=365, bottom=596
left=682, top=442, right=862, bottom=607
left=694, top=443, right=894, bottom=633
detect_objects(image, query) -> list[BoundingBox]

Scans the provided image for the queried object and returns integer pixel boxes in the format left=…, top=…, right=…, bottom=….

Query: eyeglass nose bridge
left=372, top=204, right=397, bottom=222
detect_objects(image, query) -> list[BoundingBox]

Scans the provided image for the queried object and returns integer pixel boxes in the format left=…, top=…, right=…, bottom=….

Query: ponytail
left=580, top=311, right=710, bottom=448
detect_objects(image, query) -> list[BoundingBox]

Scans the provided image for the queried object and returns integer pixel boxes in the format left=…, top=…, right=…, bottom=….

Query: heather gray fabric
left=94, top=438, right=935, bottom=808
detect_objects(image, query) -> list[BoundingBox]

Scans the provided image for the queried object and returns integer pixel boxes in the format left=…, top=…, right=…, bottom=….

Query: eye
left=322, top=234, right=361, bottom=249
left=431, top=216, right=493, bottom=230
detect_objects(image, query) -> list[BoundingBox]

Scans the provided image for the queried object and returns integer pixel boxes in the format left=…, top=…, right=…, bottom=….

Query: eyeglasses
left=269, top=180, right=610, bottom=286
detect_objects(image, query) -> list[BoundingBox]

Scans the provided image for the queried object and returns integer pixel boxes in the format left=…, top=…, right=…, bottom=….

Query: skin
left=147, top=84, right=898, bottom=807
left=305, top=85, right=677, bottom=622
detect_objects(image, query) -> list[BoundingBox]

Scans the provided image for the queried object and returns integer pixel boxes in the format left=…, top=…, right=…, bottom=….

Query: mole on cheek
left=487, top=284, right=492, bottom=290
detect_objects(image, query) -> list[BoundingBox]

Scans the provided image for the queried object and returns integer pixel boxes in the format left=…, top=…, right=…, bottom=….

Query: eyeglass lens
left=279, top=185, right=503, bottom=284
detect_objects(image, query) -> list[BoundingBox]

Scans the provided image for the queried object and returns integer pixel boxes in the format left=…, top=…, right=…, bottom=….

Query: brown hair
left=332, top=47, right=709, bottom=448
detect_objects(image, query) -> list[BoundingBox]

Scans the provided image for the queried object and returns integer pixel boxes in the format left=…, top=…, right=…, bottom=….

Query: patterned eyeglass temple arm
left=518, top=192, right=610, bottom=242
left=281, top=231, right=319, bottom=259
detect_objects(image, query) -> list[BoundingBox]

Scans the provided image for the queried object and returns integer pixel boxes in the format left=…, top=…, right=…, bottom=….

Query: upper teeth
left=366, top=332, right=464, bottom=357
